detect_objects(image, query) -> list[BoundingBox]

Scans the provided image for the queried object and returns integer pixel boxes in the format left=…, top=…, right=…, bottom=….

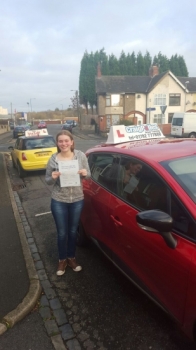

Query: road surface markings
left=35, top=211, right=51, bottom=217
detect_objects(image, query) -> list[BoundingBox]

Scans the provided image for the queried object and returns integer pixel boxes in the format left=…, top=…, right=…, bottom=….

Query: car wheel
left=77, top=221, right=88, bottom=246
left=189, top=132, right=196, bottom=138
left=17, top=161, right=26, bottom=178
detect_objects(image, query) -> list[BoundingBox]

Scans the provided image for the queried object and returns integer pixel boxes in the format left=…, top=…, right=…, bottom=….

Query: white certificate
left=58, top=160, right=80, bottom=187
left=124, top=175, right=139, bottom=194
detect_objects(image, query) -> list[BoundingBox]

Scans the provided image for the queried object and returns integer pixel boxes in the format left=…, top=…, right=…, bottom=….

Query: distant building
left=0, top=106, right=8, bottom=116
left=95, top=65, right=196, bottom=135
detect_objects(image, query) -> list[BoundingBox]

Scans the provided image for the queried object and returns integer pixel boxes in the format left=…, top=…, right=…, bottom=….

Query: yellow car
left=9, top=134, right=57, bottom=177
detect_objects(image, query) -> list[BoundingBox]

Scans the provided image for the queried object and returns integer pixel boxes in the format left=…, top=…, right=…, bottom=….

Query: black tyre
left=77, top=221, right=88, bottom=246
left=189, top=132, right=196, bottom=138
left=17, top=161, right=26, bottom=178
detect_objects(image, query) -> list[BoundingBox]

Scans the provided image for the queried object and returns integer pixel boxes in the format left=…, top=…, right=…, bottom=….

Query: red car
left=78, top=124, right=196, bottom=341
left=38, top=121, right=47, bottom=129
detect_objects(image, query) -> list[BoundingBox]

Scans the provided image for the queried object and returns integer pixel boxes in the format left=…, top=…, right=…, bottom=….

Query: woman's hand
left=52, top=171, right=61, bottom=180
left=78, top=169, right=87, bottom=177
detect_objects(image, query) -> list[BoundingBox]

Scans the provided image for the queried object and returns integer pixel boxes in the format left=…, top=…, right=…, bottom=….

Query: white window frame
left=153, top=114, right=165, bottom=124
left=154, top=94, right=166, bottom=106
left=106, top=94, right=120, bottom=107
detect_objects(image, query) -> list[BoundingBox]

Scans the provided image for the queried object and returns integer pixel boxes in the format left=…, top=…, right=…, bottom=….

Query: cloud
left=0, top=0, right=196, bottom=112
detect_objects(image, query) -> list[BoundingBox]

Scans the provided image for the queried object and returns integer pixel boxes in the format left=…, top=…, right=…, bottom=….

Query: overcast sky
left=1, top=0, right=195, bottom=113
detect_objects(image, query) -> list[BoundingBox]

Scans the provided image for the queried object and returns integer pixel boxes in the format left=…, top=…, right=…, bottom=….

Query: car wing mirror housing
left=136, top=210, right=177, bottom=249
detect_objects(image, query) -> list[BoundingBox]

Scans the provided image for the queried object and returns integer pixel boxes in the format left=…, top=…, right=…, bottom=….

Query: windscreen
left=24, top=137, right=56, bottom=150
left=161, top=155, right=196, bottom=203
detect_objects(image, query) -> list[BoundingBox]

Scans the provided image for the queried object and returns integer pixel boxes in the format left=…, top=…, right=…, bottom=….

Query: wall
left=147, top=75, right=187, bottom=123
left=124, top=94, right=135, bottom=114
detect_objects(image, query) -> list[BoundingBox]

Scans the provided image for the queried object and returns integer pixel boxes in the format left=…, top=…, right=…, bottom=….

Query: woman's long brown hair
left=56, top=130, right=75, bottom=153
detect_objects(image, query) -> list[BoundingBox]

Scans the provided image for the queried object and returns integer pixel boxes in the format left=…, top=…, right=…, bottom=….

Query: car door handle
left=110, top=215, right=122, bottom=226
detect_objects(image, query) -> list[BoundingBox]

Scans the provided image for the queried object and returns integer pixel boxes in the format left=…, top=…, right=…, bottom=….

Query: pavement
left=0, top=128, right=106, bottom=350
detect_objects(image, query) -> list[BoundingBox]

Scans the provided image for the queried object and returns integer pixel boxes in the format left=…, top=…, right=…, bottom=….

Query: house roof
left=95, top=72, right=196, bottom=94
left=177, top=77, right=196, bottom=92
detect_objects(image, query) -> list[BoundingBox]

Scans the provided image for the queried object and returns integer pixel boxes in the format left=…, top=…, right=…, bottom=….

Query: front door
left=109, top=155, right=195, bottom=324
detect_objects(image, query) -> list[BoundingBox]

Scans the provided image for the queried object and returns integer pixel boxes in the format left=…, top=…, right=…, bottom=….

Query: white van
left=171, top=112, right=196, bottom=138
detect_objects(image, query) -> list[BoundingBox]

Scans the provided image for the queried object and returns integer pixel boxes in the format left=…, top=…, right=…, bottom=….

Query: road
left=1, top=125, right=196, bottom=350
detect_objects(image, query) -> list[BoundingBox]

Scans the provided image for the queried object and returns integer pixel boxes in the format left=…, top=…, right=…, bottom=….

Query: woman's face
left=129, top=163, right=142, bottom=175
left=57, top=134, right=73, bottom=152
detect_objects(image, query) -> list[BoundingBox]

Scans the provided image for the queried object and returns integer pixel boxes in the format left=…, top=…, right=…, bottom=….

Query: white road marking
left=35, top=211, right=51, bottom=217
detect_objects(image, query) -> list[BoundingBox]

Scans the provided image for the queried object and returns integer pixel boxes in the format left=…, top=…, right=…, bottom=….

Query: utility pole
left=71, top=90, right=80, bottom=125
left=76, top=90, right=80, bottom=125
left=10, top=102, right=12, bottom=120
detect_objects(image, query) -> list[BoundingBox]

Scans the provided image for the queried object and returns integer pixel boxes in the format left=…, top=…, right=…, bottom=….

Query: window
left=168, top=113, right=174, bottom=123
left=172, top=117, right=183, bottom=126
left=153, top=114, right=165, bottom=124
left=89, top=153, right=120, bottom=194
left=161, top=155, right=196, bottom=204
left=170, top=194, right=195, bottom=239
left=169, top=94, right=181, bottom=106
left=106, top=95, right=110, bottom=107
left=117, top=156, right=168, bottom=212
left=105, top=94, right=120, bottom=107
left=154, top=94, right=166, bottom=106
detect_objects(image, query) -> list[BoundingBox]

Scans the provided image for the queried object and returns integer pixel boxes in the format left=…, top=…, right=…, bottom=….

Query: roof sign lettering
left=25, top=129, right=48, bottom=137
left=106, top=124, right=165, bottom=144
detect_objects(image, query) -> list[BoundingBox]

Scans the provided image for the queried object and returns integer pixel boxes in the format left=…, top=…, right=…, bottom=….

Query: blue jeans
left=51, top=198, right=84, bottom=260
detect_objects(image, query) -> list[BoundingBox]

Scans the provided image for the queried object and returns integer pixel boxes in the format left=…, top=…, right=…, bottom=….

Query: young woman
left=45, top=130, right=91, bottom=276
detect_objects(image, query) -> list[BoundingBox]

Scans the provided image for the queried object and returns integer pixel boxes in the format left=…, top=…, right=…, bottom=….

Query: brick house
left=95, top=65, right=196, bottom=135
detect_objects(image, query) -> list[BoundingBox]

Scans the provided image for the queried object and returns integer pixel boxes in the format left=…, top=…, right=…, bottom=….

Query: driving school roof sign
left=106, top=124, right=165, bottom=144
left=25, top=129, right=48, bottom=137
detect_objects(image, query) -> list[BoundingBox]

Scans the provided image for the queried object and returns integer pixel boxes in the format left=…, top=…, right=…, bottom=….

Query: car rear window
left=172, top=118, right=183, bottom=126
left=24, top=137, right=56, bottom=150
left=15, top=127, right=24, bottom=130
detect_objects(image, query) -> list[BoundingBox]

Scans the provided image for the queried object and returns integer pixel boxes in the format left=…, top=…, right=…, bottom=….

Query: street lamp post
left=61, top=104, right=63, bottom=123
left=184, top=81, right=189, bottom=112
left=71, top=90, right=80, bottom=125
left=29, top=98, right=36, bottom=125
left=27, top=102, right=30, bottom=123
left=30, top=98, right=36, bottom=112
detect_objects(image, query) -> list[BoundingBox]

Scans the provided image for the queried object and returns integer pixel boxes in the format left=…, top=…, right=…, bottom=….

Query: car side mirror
left=8, top=146, right=14, bottom=150
left=136, top=210, right=177, bottom=249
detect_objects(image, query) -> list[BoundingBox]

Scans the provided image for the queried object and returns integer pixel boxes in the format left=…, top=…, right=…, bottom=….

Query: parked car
left=78, top=124, right=196, bottom=341
left=38, top=121, right=47, bottom=129
left=61, top=123, right=72, bottom=132
left=9, top=122, right=15, bottom=130
left=64, top=120, right=77, bottom=128
left=8, top=134, right=57, bottom=177
left=13, top=126, right=26, bottom=138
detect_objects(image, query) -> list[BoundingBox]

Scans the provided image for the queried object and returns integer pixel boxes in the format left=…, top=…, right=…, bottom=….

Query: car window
left=89, top=153, right=121, bottom=194
left=161, top=156, right=196, bottom=204
left=170, top=193, right=195, bottom=239
left=24, top=137, right=56, bottom=149
left=116, top=156, right=168, bottom=212
left=14, top=138, right=20, bottom=149
left=18, top=139, right=24, bottom=150
left=117, top=156, right=195, bottom=240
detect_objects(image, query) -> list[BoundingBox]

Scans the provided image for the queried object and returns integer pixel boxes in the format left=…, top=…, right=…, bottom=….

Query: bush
left=117, top=119, right=134, bottom=126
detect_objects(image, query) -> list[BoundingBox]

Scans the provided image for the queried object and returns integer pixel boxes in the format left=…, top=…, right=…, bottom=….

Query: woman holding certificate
left=45, top=130, right=91, bottom=276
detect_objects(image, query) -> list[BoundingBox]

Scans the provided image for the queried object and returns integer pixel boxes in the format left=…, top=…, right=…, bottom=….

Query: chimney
left=97, top=62, right=102, bottom=77
left=149, top=65, right=159, bottom=78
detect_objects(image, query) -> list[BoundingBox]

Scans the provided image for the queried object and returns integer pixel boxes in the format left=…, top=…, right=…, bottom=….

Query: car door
left=82, top=153, right=120, bottom=255
left=12, top=138, right=22, bottom=164
left=109, top=155, right=196, bottom=324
